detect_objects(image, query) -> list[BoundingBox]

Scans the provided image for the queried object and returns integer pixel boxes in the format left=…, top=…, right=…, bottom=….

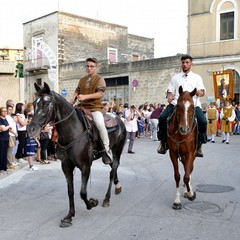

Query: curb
left=0, top=162, right=28, bottom=181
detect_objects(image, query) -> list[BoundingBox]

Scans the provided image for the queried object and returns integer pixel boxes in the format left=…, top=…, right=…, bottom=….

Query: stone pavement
left=0, top=134, right=240, bottom=240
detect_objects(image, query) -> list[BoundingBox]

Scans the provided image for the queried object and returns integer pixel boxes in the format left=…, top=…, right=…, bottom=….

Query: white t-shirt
left=124, top=109, right=138, bottom=132
left=16, top=113, right=27, bottom=131
left=6, top=115, right=17, bottom=136
left=167, top=71, right=206, bottom=108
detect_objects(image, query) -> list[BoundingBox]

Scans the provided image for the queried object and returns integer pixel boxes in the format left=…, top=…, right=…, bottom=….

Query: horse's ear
left=34, top=83, right=41, bottom=93
left=191, top=88, right=197, bottom=97
left=43, top=82, right=51, bottom=94
left=179, top=85, right=183, bottom=95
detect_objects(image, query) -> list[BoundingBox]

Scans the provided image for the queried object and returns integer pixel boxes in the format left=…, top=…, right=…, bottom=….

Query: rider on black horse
left=70, top=57, right=113, bottom=164
left=157, top=55, right=207, bottom=157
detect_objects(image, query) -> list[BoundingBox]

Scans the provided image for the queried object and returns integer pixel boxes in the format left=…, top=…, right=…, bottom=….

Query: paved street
left=0, top=135, right=240, bottom=240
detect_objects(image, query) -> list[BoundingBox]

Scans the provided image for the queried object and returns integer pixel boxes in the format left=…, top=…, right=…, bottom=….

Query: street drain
left=184, top=202, right=221, bottom=213
left=196, top=184, right=235, bottom=193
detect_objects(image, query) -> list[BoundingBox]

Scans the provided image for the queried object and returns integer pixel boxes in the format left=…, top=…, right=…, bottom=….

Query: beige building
left=0, top=48, right=24, bottom=107
left=188, top=0, right=240, bottom=104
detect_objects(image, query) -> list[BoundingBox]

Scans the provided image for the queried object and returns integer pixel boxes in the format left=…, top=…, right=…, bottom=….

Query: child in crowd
left=25, top=114, right=40, bottom=171
left=137, top=116, right=145, bottom=137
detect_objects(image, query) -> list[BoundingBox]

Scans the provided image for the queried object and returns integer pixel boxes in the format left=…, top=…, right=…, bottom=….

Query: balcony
left=24, top=59, right=50, bottom=76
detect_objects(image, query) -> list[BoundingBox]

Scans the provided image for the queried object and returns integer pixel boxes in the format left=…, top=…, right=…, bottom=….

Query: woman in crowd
left=15, top=102, right=28, bottom=163
left=124, top=105, right=141, bottom=154
left=39, top=124, right=53, bottom=164
left=0, top=107, right=13, bottom=174
left=6, top=105, right=18, bottom=167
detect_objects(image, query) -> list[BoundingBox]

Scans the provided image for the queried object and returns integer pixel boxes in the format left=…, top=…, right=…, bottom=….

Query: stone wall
left=58, top=12, right=154, bottom=64
left=59, top=56, right=181, bottom=107
left=0, top=76, right=20, bottom=107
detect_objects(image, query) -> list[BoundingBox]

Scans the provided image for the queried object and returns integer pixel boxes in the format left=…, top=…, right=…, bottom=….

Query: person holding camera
left=124, top=105, right=141, bottom=154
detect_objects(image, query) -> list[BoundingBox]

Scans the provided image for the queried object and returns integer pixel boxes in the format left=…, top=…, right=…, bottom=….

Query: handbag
left=9, top=135, right=16, bottom=147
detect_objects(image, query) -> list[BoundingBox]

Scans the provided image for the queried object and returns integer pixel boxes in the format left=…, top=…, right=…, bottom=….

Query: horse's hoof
left=172, top=202, right=182, bottom=210
left=187, top=192, right=196, bottom=201
left=183, top=192, right=188, bottom=198
left=89, top=198, right=99, bottom=208
left=102, top=199, right=110, bottom=207
left=59, top=219, right=72, bottom=228
left=115, top=186, right=122, bottom=194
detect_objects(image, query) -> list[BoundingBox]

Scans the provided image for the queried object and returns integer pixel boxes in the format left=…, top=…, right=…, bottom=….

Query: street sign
left=132, top=79, right=139, bottom=87
left=61, top=89, right=67, bottom=96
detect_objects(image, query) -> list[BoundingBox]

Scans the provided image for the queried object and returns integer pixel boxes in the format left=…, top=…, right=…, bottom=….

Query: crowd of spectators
left=0, top=99, right=57, bottom=175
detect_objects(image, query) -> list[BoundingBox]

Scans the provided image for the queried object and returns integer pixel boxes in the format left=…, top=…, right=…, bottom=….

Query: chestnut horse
left=27, top=83, right=126, bottom=227
left=167, top=86, right=197, bottom=210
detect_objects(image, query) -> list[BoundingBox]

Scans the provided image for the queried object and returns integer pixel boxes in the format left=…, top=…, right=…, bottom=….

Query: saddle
left=75, top=108, right=117, bottom=160
left=80, top=108, right=118, bottom=129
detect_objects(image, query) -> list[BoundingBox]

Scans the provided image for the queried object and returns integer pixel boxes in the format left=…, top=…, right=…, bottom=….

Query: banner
left=213, top=70, right=233, bottom=100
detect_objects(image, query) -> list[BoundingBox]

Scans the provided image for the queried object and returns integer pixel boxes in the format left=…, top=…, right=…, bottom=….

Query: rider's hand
left=167, top=92, right=174, bottom=103
left=196, top=89, right=205, bottom=97
left=70, top=98, right=76, bottom=105
left=77, top=94, right=88, bottom=101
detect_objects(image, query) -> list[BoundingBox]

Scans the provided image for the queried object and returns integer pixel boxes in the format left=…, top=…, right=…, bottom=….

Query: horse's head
left=27, top=82, right=55, bottom=138
left=176, top=86, right=196, bottom=135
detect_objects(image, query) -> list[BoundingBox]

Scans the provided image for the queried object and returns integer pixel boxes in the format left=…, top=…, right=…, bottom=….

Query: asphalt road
left=0, top=135, right=240, bottom=240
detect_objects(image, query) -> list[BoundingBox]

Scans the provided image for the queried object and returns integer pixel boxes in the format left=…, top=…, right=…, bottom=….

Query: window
left=32, top=37, right=43, bottom=67
left=132, top=53, right=139, bottom=61
left=220, top=12, right=234, bottom=40
left=37, top=78, right=42, bottom=86
left=107, top=48, right=118, bottom=63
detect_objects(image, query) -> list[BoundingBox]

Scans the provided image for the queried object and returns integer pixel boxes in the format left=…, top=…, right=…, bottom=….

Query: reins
left=54, top=109, right=75, bottom=126
left=57, top=129, right=86, bottom=151
left=167, top=119, right=197, bottom=145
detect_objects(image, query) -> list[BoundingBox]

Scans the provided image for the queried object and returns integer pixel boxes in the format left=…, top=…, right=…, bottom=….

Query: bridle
left=32, top=93, right=86, bottom=151
left=32, top=93, right=75, bottom=129
left=167, top=103, right=197, bottom=145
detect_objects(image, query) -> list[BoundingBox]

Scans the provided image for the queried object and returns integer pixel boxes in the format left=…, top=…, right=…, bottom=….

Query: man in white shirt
left=157, top=55, right=207, bottom=157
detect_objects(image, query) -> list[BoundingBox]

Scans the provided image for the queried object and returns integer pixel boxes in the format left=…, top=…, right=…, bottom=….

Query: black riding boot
left=195, top=144, right=203, bottom=157
left=157, top=139, right=167, bottom=154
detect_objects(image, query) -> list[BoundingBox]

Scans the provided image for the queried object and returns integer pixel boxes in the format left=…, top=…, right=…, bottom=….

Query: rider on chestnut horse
left=157, top=54, right=207, bottom=157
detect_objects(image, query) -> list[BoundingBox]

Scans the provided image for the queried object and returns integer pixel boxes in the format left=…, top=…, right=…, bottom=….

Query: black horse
left=27, top=82, right=126, bottom=227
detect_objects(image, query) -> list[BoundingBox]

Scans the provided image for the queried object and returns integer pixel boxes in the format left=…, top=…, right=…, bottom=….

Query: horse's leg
left=102, top=155, right=120, bottom=207
left=114, top=170, right=122, bottom=194
left=80, top=165, right=99, bottom=210
left=60, top=162, right=75, bottom=228
left=183, top=156, right=196, bottom=201
left=170, top=153, right=182, bottom=210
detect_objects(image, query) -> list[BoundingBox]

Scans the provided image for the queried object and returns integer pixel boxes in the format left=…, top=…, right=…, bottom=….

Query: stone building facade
left=59, top=56, right=181, bottom=107
left=23, top=11, right=155, bottom=104
left=0, top=48, right=24, bottom=107
left=188, top=0, right=240, bottom=104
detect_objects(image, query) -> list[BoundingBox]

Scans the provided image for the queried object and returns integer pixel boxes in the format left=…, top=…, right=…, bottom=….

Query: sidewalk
left=0, top=161, right=28, bottom=181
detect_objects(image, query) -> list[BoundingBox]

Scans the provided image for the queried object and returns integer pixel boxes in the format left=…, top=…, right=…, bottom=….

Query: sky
left=0, top=0, right=188, bottom=58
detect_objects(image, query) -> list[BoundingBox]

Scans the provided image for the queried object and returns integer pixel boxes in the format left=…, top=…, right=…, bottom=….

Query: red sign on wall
left=132, top=79, right=139, bottom=87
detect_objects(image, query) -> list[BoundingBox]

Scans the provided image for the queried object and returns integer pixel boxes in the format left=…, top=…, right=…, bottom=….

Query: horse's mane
left=51, top=91, right=74, bottom=109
